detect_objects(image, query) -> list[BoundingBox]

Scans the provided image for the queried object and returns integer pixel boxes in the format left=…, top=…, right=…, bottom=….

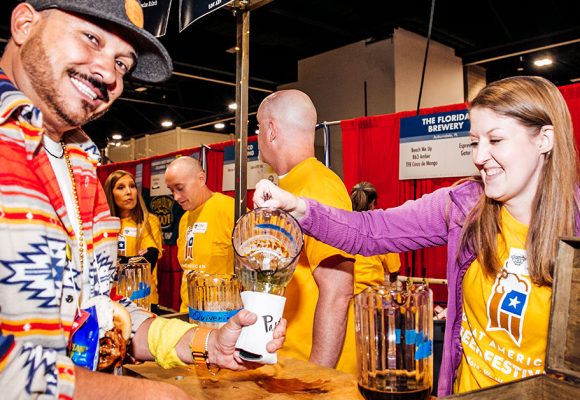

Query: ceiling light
left=214, top=123, right=226, bottom=129
left=228, top=102, right=237, bottom=110
left=161, top=120, right=173, bottom=128
left=533, top=58, right=553, bottom=67
left=111, top=133, right=123, bottom=140
left=134, top=86, right=147, bottom=92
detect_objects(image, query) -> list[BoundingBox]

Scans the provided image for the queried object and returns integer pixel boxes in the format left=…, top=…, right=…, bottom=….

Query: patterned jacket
left=0, top=71, right=150, bottom=399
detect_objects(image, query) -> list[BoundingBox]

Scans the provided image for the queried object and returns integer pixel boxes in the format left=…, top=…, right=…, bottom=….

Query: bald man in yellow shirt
left=256, top=89, right=357, bottom=374
left=165, top=157, right=236, bottom=312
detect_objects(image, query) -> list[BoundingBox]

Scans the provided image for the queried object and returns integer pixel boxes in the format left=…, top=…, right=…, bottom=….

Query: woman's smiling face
left=469, top=107, right=550, bottom=214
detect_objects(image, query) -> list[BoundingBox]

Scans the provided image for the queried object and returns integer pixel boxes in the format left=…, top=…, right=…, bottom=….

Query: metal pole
left=200, top=145, right=209, bottom=172
left=234, top=3, right=250, bottom=221
left=322, top=122, right=331, bottom=167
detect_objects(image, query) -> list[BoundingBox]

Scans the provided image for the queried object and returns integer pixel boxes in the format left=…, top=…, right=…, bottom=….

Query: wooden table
left=123, top=356, right=364, bottom=399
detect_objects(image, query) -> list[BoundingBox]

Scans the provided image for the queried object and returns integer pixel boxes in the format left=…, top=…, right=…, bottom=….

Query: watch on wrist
left=189, top=327, right=220, bottom=375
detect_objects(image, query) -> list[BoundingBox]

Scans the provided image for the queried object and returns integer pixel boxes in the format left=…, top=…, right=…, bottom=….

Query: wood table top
left=123, top=356, right=364, bottom=399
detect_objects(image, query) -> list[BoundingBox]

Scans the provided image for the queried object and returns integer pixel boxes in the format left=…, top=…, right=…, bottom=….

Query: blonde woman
left=104, top=170, right=163, bottom=310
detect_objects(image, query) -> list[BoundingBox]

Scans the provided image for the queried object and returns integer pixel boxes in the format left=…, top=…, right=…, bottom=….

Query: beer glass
left=232, top=207, right=303, bottom=296
left=187, top=272, right=242, bottom=328
left=117, top=256, right=151, bottom=311
left=355, top=283, right=433, bottom=400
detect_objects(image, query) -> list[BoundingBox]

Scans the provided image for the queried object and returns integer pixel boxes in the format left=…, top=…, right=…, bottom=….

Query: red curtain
left=560, top=83, right=580, bottom=149
left=342, top=103, right=466, bottom=303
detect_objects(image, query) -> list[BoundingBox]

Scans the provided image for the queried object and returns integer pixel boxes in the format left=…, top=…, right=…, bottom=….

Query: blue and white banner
left=399, top=109, right=477, bottom=180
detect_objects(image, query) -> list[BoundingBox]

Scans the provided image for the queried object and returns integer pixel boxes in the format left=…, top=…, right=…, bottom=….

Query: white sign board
left=150, top=156, right=178, bottom=196
left=222, top=142, right=278, bottom=192
left=399, top=110, right=477, bottom=180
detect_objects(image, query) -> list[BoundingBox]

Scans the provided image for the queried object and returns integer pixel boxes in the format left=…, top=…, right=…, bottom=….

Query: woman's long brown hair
left=459, top=76, right=579, bottom=286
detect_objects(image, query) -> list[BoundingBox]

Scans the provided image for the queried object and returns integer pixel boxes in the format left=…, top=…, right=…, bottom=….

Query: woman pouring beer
left=253, top=76, right=580, bottom=396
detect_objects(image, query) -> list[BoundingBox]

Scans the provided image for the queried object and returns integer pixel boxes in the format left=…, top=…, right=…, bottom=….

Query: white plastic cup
left=235, top=291, right=286, bottom=364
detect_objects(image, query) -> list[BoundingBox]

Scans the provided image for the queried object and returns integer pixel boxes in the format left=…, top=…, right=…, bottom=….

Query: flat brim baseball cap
left=26, top=0, right=172, bottom=83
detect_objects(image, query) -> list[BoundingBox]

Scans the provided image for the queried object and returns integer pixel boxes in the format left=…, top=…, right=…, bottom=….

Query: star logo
left=508, top=296, right=521, bottom=309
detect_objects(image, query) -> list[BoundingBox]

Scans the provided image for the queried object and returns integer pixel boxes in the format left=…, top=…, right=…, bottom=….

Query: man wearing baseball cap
left=0, top=2, right=286, bottom=398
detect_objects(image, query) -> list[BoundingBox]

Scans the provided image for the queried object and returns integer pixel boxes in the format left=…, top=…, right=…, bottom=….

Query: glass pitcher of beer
left=187, top=272, right=242, bottom=328
left=232, top=207, right=304, bottom=295
left=355, top=283, right=433, bottom=400
left=117, top=256, right=151, bottom=311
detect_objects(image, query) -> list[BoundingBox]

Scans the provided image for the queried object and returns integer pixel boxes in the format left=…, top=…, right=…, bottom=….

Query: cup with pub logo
left=235, top=290, right=286, bottom=364
left=187, top=272, right=242, bottom=328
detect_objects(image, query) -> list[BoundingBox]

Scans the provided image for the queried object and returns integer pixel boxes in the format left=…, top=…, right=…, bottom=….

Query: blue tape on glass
left=395, top=328, right=401, bottom=344
left=416, top=332, right=426, bottom=345
left=188, top=308, right=241, bottom=323
left=415, top=340, right=433, bottom=360
left=405, top=329, right=416, bottom=345
left=129, top=282, right=151, bottom=301
left=256, top=223, right=296, bottom=245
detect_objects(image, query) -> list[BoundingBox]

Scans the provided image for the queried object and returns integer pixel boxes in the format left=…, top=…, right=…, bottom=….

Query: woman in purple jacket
left=253, top=76, right=579, bottom=396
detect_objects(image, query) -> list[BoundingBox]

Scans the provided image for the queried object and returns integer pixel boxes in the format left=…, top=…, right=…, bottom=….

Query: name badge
left=504, top=247, right=529, bottom=276
left=123, top=227, right=137, bottom=237
left=193, top=222, right=208, bottom=233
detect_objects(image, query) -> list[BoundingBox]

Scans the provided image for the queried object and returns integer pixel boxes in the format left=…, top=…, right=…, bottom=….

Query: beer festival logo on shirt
left=486, top=249, right=531, bottom=347
left=118, top=234, right=126, bottom=255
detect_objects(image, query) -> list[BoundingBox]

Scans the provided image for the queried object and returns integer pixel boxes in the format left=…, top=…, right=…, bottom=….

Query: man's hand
left=253, top=179, right=307, bottom=219
left=207, top=310, right=287, bottom=371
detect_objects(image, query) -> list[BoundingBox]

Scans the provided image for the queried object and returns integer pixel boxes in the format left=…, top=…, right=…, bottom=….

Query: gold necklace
left=62, top=141, right=85, bottom=272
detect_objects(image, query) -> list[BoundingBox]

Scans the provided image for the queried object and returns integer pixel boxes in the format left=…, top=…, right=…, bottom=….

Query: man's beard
left=20, top=30, right=110, bottom=128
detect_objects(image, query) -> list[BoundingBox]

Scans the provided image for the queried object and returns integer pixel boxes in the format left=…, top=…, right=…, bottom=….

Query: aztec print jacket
left=0, top=70, right=151, bottom=399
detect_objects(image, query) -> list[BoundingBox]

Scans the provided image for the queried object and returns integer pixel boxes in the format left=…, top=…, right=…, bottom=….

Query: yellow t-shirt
left=454, top=207, right=551, bottom=393
left=176, top=192, right=235, bottom=312
left=354, top=253, right=401, bottom=295
left=279, top=157, right=357, bottom=374
left=118, top=214, right=163, bottom=303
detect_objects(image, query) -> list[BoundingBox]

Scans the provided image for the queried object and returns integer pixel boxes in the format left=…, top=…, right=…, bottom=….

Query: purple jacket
left=301, top=180, right=580, bottom=395
left=299, top=180, right=483, bottom=396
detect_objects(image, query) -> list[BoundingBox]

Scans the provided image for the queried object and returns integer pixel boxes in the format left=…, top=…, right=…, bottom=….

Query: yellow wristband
left=147, top=317, right=193, bottom=369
